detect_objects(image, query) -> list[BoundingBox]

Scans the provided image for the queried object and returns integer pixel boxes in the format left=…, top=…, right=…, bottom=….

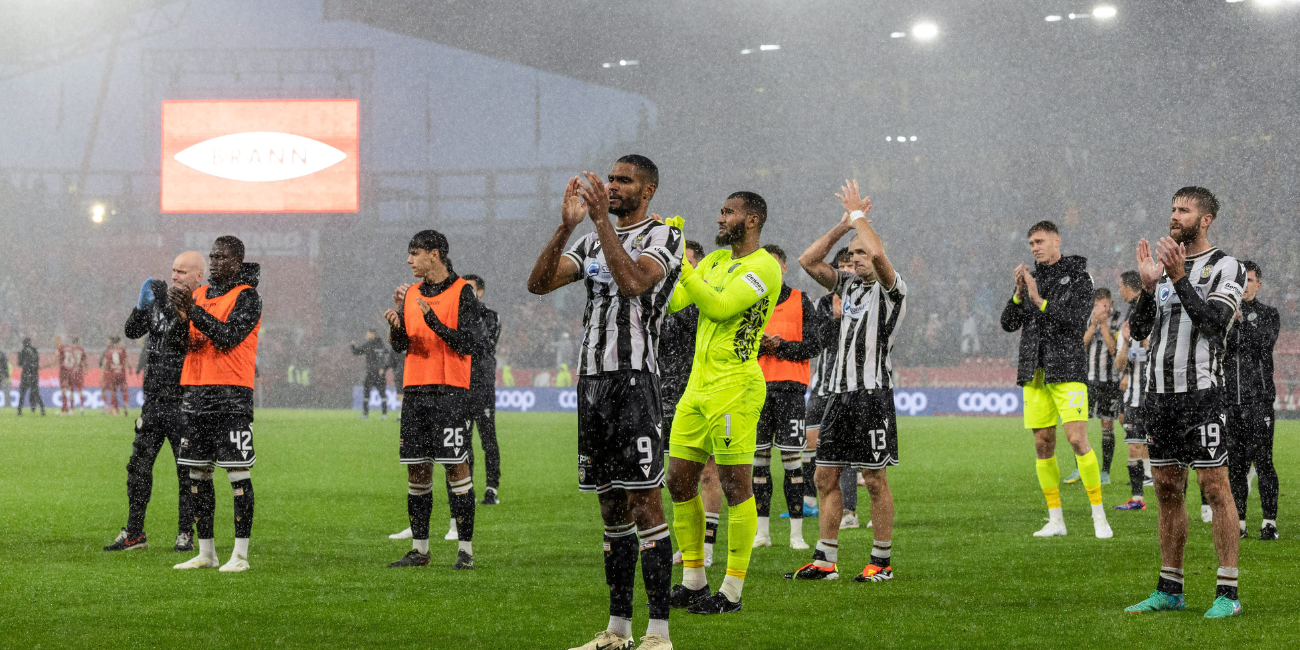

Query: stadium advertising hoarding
left=352, top=386, right=1023, bottom=416
left=161, top=99, right=359, bottom=213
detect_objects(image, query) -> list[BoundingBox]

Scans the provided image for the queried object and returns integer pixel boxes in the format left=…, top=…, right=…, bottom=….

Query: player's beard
left=1170, top=219, right=1200, bottom=245
left=715, top=221, right=747, bottom=247
left=609, top=193, right=640, bottom=217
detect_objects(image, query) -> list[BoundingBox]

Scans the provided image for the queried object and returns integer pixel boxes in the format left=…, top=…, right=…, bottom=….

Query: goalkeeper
left=664, top=192, right=782, bottom=615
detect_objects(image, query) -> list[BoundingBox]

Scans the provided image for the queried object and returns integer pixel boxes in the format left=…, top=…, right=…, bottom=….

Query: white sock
left=815, top=539, right=838, bottom=566
left=703, top=542, right=714, bottom=558
left=607, top=616, right=632, bottom=638
left=1142, top=459, right=1152, bottom=478
left=790, top=517, right=803, bottom=539
left=756, top=516, right=770, bottom=538
left=232, top=537, right=249, bottom=558
left=458, top=540, right=472, bottom=555
left=1048, top=507, right=1064, bottom=524
left=718, top=575, right=744, bottom=603
left=198, top=538, right=217, bottom=559
left=803, top=495, right=817, bottom=508
left=646, top=618, right=669, bottom=639
left=448, top=517, right=457, bottom=532
left=1092, top=504, right=1107, bottom=519
left=413, top=539, right=429, bottom=554
left=1134, top=494, right=1145, bottom=502
left=1263, top=518, right=1277, bottom=528
left=682, top=567, right=707, bottom=590
left=1240, top=519, right=1248, bottom=532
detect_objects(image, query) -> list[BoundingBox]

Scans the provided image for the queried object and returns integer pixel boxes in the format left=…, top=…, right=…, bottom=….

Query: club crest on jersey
left=1247, top=312, right=1257, bottom=322
left=728, top=263, right=741, bottom=273
left=1059, top=276, right=1071, bottom=285
left=1201, top=266, right=1213, bottom=279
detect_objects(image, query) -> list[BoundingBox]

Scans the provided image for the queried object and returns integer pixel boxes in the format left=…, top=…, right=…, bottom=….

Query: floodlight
left=912, top=22, right=939, bottom=40
left=1093, top=5, right=1118, bottom=18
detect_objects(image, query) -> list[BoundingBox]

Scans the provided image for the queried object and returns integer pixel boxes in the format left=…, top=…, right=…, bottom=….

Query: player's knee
left=861, top=469, right=888, bottom=494
left=189, top=469, right=213, bottom=482
left=813, top=467, right=839, bottom=493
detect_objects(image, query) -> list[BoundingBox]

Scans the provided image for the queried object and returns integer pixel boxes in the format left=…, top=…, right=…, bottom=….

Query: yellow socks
left=1035, top=457, right=1062, bottom=510
left=1076, top=450, right=1103, bottom=506
left=673, top=495, right=706, bottom=568
left=718, top=497, right=757, bottom=602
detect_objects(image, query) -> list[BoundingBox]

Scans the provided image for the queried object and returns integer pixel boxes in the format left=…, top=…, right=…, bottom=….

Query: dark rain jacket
left=125, top=280, right=190, bottom=405
left=1001, top=255, right=1093, bottom=385
left=470, top=304, right=501, bottom=392
left=351, top=338, right=391, bottom=381
left=1223, top=299, right=1279, bottom=405
left=17, top=343, right=40, bottom=383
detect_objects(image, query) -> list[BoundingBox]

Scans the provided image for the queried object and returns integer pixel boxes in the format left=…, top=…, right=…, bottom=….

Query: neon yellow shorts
left=669, top=380, right=764, bottom=466
left=1022, top=369, right=1089, bottom=429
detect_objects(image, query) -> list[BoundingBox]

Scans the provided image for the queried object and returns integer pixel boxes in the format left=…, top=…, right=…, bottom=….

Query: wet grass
left=1, top=409, right=1296, bottom=648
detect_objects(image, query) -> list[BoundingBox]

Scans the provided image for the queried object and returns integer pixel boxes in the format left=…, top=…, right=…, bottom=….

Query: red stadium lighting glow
left=161, top=99, right=359, bottom=213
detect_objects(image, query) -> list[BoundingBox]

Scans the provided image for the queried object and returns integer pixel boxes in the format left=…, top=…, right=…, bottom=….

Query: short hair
left=727, top=191, right=768, bottom=229
left=1242, top=260, right=1261, bottom=279
left=684, top=240, right=705, bottom=259
left=616, top=154, right=659, bottom=188
left=463, top=273, right=485, bottom=293
left=762, top=244, right=786, bottom=264
left=22, top=337, right=31, bottom=346
left=1174, top=186, right=1219, bottom=220
left=214, top=235, right=245, bottom=262
left=1120, top=270, right=1142, bottom=291
left=1094, top=288, right=1112, bottom=301
left=409, top=229, right=452, bottom=271
left=831, top=247, right=852, bottom=267
left=1027, top=221, right=1058, bottom=237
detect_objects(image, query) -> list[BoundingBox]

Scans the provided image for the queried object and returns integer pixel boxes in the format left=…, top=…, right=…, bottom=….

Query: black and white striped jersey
left=826, top=270, right=907, bottom=393
left=1138, top=247, right=1245, bottom=394
left=562, top=219, right=683, bottom=376
left=809, top=292, right=838, bottom=397
left=1086, top=309, right=1122, bottom=383
left=1121, top=335, right=1148, bottom=408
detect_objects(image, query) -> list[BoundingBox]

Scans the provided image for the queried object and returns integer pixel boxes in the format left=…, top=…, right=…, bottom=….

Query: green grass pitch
left=1, top=409, right=1296, bottom=648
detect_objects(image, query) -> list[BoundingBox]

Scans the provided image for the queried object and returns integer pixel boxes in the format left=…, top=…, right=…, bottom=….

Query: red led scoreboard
left=161, top=99, right=359, bottom=213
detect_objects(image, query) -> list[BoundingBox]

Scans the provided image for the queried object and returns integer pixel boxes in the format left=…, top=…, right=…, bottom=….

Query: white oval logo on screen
left=173, top=132, right=347, bottom=182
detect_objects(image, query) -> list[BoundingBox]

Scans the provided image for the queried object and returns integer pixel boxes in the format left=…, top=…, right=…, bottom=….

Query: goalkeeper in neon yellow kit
left=664, top=191, right=782, bottom=615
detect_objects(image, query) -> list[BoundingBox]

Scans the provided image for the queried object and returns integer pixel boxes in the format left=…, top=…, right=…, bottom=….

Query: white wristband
left=849, top=210, right=865, bottom=222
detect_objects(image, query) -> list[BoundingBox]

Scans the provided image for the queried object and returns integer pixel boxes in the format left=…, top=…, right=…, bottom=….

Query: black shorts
left=757, top=389, right=807, bottom=453
left=177, top=412, right=256, bottom=470
left=1088, top=381, right=1122, bottom=420
left=577, top=370, right=664, bottom=493
left=400, top=390, right=473, bottom=465
left=816, top=388, right=898, bottom=470
left=806, top=393, right=829, bottom=432
left=1144, top=389, right=1228, bottom=470
left=1122, top=405, right=1147, bottom=445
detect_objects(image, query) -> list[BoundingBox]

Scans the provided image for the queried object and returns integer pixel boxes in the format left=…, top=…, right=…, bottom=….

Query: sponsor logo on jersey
left=585, top=258, right=613, bottom=284
left=1158, top=285, right=1173, bottom=304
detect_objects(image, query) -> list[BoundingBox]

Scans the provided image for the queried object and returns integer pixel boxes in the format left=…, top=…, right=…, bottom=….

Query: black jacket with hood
left=1001, top=255, right=1093, bottom=385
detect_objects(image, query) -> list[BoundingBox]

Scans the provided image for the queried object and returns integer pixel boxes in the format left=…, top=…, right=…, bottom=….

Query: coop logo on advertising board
left=893, top=391, right=929, bottom=416
left=173, top=132, right=347, bottom=182
left=958, top=391, right=1020, bottom=415
left=496, top=390, right=537, bottom=412
left=558, top=390, right=578, bottom=409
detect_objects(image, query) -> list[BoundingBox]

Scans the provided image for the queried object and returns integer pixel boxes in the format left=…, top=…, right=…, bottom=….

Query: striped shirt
left=810, top=292, right=838, bottom=397
left=1086, top=309, right=1121, bottom=383
left=827, top=270, right=907, bottom=393
left=1142, top=248, right=1245, bottom=394
left=1122, top=334, right=1148, bottom=407
left=563, top=219, right=683, bottom=376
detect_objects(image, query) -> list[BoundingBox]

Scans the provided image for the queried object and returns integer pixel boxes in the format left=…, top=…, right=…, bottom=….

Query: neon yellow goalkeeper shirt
left=668, top=248, right=782, bottom=393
